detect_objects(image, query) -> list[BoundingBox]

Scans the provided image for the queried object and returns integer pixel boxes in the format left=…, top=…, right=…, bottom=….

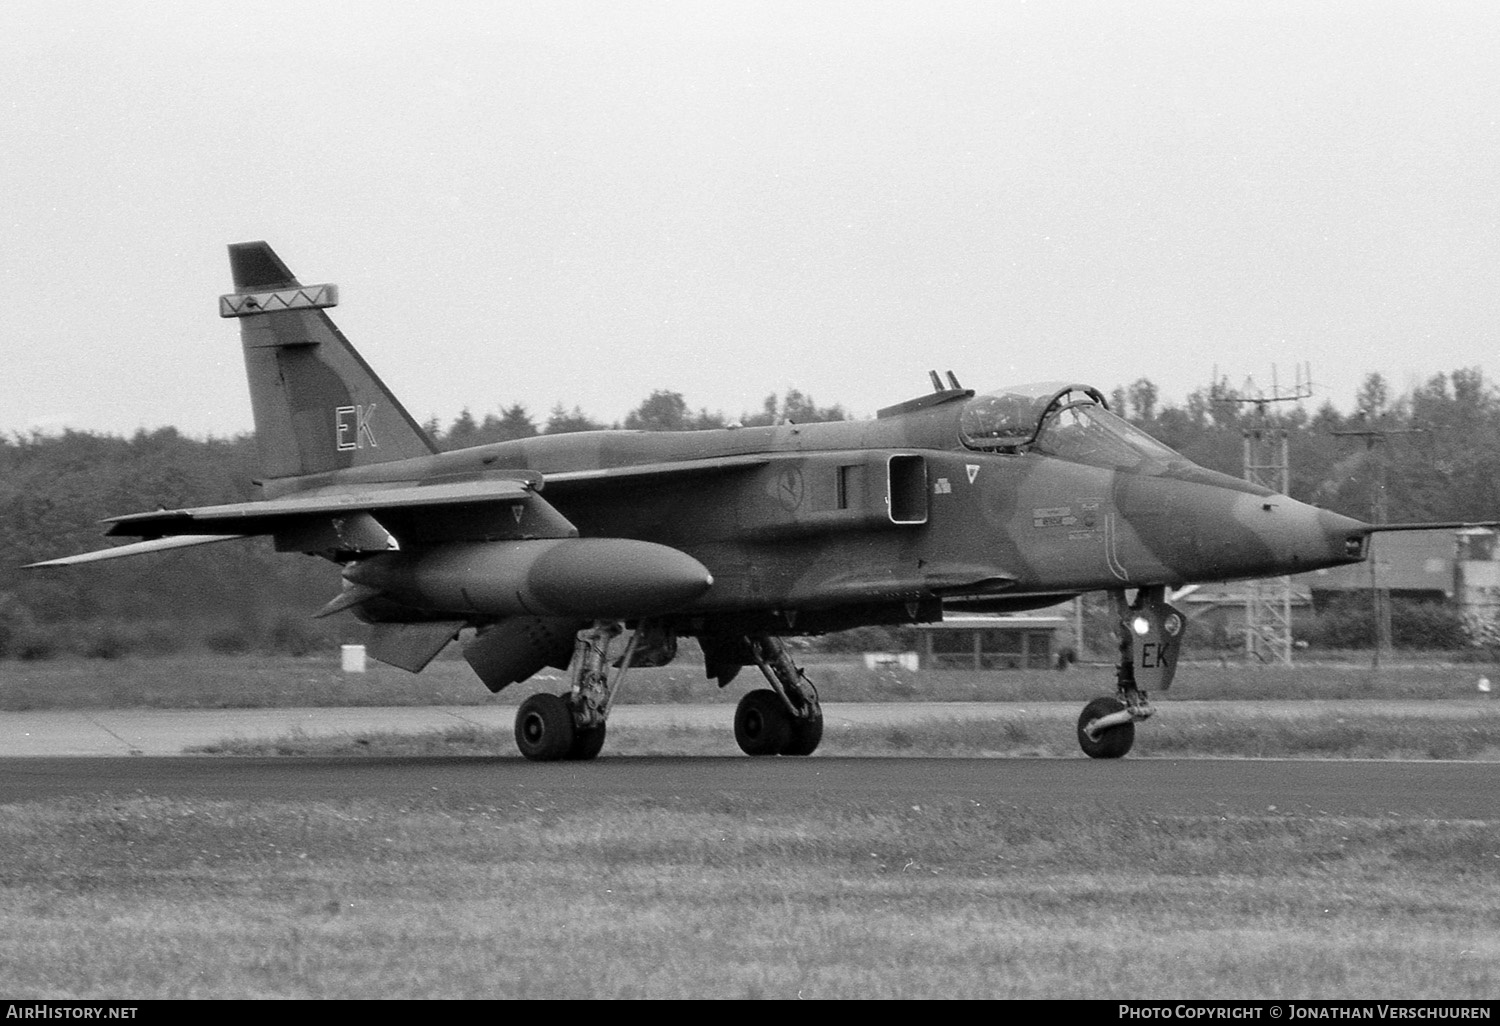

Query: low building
left=1301, top=529, right=1455, bottom=606
left=1174, top=580, right=1316, bottom=642
left=913, top=614, right=1071, bottom=670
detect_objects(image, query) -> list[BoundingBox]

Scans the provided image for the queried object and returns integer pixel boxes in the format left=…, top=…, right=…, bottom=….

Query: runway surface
left=4, top=699, right=1490, bottom=756
left=3, top=701, right=1119, bottom=756
left=3, top=704, right=1497, bottom=820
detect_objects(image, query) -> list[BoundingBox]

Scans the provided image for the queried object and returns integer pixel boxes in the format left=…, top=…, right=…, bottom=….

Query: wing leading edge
left=25, top=534, right=251, bottom=568
left=26, top=456, right=776, bottom=567
left=102, top=477, right=544, bottom=537
left=26, top=476, right=564, bottom=568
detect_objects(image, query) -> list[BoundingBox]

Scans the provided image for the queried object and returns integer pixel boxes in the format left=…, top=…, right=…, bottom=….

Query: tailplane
left=222, top=241, right=437, bottom=481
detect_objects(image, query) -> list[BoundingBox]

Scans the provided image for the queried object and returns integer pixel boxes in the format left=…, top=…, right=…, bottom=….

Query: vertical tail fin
left=222, top=241, right=438, bottom=482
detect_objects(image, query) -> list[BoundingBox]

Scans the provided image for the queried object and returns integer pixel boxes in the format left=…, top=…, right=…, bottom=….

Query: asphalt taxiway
left=1, top=704, right=1498, bottom=820
left=4, top=699, right=1490, bottom=757
left=0, top=701, right=1060, bottom=757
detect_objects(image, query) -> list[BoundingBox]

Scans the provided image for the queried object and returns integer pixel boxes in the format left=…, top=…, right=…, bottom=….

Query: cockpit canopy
left=959, top=382, right=1186, bottom=471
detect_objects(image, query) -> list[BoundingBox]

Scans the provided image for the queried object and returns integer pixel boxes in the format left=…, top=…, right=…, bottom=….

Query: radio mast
left=1331, top=419, right=1425, bottom=666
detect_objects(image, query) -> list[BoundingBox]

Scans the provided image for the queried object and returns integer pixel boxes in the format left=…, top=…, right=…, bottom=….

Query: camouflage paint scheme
left=32, top=242, right=1378, bottom=749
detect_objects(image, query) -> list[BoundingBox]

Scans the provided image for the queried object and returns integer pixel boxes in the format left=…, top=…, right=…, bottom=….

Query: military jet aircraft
left=29, top=242, right=1476, bottom=760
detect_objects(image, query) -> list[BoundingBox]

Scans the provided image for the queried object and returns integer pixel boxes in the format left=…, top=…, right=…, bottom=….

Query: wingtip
left=23, top=534, right=249, bottom=568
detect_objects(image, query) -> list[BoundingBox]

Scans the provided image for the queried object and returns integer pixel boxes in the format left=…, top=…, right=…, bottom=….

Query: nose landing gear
left=1077, top=586, right=1184, bottom=759
left=1077, top=695, right=1139, bottom=759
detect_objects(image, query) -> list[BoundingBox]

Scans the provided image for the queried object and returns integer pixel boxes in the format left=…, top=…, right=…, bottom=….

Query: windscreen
left=961, top=384, right=1186, bottom=471
left=1032, top=400, right=1185, bottom=470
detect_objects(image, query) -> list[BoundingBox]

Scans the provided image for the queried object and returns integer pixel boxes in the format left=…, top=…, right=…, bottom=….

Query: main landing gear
left=511, top=624, right=824, bottom=761
left=1076, top=586, right=1185, bottom=759
left=514, top=621, right=634, bottom=762
left=733, top=636, right=824, bottom=757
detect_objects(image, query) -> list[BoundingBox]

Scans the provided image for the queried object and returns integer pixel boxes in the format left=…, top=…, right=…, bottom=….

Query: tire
left=734, top=689, right=792, bottom=756
left=515, top=692, right=576, bottom=762
left=1077, top=695, right=1135, bottom=759
left=782, top=710, right=823, bottom=756
left=568, top=723, right=607, bottom=761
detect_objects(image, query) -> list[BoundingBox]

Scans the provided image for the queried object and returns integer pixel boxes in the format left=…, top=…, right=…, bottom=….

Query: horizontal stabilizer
left=366, top=621, right=465, bottom=674
left=24, top=533, right=249, bottom=568
left=463, top=617, right=581, bottom=692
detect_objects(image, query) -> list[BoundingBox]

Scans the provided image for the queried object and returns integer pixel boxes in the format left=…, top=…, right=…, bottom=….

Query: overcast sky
left=3, top=0, right=1498, bottom=437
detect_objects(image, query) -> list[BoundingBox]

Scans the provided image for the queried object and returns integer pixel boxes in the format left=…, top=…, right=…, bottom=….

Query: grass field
left=4, top=651, right=1498, bottom=710
left=0, top=793, right=1495, bottom=998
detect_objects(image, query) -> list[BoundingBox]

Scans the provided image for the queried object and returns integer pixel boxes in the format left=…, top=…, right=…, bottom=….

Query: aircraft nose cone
left=1315, top=507, right=1373, bottom=565
left=1248, top=496, right=1370, bottom=574
left=1116, top=473, right=1372, bottom=581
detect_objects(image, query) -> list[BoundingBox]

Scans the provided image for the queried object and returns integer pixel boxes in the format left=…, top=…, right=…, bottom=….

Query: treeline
left=2, top=372, right=1497, bottom=660
left=0, top=387, right=848, bottom=659
left=430, top=387, right=848, bottom=449
left=0, top=429, right=338, bottom=660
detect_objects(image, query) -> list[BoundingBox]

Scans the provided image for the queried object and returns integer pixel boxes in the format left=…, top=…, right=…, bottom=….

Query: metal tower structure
left=1214, top=365, right=1312, bottom=665
left=1242, top=419, right=1294, bottom=664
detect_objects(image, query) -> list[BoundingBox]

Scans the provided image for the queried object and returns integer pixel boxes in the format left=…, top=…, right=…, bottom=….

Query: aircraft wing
left=27, top=477, right=568, bottom=567
left=30, top=457, right=772, bottom=567
left=100, top=458, right=770, bottom=536
left=102, top=477, right=545, bottom=538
